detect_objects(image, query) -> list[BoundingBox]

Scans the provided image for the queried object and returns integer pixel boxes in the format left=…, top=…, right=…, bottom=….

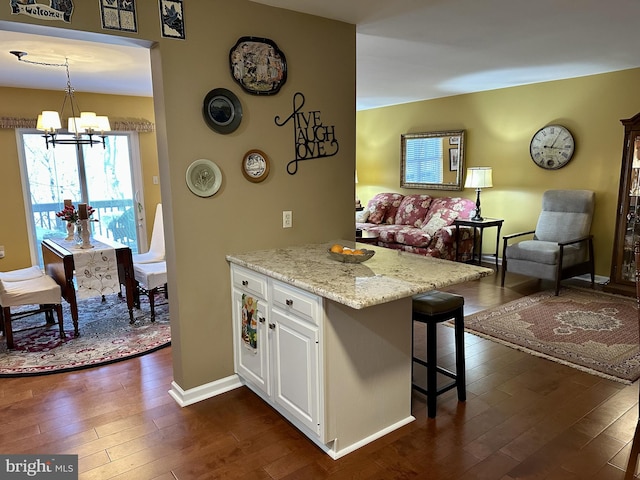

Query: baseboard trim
left=168, top=374, right=243, bottom=407
left=326, top=415, right=416, bottom=460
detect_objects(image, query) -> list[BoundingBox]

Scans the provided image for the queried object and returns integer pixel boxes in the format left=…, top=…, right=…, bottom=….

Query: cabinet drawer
left=232, top=265, right=268, bottom=299
left=272, top=280, right=319, bottom=324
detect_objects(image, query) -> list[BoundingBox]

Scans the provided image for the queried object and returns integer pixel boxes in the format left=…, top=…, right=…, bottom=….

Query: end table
left=356, top=230, right=379, bottom=245
left=453, top=217, right=504, bottom=270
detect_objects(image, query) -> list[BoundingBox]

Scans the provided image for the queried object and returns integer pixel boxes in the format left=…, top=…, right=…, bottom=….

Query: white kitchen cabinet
left=228, top=243, right=490, bottom=459
left=231, top=265, right=323, bottom=439
left=231, top=289, right=269, bottom=396
left=270, top=279, right=322, bottom=436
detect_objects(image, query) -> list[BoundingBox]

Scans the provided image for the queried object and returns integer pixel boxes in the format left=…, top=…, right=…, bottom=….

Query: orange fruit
left=353, top=249, right=364, bottom=255
left=330, top=244, right=344, bottom=253
left=342, top=248, right=353, bottom=255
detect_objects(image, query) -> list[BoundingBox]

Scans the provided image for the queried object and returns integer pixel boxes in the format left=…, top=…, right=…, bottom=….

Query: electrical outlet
left=283, top=210, right=292, bottom=228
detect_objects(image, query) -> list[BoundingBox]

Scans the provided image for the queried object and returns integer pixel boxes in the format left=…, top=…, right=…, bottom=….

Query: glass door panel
left=621, top=136, right=640, bottom=282
left=19, top=131, right=143, bottom=267
left=83, top=135, right=139, bottom=250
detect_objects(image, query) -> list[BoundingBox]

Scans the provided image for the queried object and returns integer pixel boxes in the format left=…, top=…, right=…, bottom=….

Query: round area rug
left=0, top=294, right=170, bottom=376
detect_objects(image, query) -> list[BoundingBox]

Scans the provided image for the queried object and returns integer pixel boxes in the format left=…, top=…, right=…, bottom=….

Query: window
left=17, top=131, right=146, bottom=267
left=403, top=137, right=443, bottom=184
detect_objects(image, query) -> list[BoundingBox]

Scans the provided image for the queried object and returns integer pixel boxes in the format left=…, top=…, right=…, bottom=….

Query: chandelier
left=10, top=50, right=110, bottom=149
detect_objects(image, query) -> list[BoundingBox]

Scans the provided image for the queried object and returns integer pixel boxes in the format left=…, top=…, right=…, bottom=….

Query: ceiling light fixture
left=10, top=50, right=110, bottom=149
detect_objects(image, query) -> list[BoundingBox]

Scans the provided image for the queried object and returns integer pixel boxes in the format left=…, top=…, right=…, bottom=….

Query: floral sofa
left=356, top=193, right=477, bottom=260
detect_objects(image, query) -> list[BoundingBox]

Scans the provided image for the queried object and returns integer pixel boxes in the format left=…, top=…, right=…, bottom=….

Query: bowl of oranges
left=328, top=244, right=375, bottom=263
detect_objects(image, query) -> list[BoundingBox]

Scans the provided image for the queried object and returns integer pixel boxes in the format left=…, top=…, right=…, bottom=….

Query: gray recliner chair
left=501, top=190, right=595, bottom=295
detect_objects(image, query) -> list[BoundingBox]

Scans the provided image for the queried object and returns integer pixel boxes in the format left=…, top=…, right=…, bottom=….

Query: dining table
left=41, top=236, right=136, bottom=335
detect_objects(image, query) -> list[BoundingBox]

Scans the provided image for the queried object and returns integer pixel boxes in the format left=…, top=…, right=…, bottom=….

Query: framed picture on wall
left=449, top=149, right=459, bottom=171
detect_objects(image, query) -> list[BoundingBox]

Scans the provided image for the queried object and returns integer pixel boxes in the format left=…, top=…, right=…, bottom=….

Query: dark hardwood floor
left=1, top=271, right=639, bottom=479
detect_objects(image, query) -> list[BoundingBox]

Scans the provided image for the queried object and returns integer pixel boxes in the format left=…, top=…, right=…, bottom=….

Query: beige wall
left=357, top=68, right=640, bottom=277
left=0, top=1, right=356, bottom=391
left=0, top=86, right=160, bottom=270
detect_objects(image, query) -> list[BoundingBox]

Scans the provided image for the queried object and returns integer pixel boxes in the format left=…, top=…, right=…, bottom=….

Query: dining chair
left=0, top=265, right=46, bottom=282
left=0, top=269, right=65, bottom=349
left=132, top=203, right=165, bottom=264
left=133, top=261, right=167, bottom=322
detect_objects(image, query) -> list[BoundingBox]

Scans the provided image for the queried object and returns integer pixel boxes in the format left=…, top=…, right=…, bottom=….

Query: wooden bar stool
left=412, top=290, right=465, bottom=418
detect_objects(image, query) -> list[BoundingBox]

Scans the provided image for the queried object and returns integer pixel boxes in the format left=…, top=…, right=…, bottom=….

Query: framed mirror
left=401, top=130, right=465, bottom=190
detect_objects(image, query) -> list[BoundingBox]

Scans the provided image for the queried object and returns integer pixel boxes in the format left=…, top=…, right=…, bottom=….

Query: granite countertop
left=226, top=241, right=494, bottom=309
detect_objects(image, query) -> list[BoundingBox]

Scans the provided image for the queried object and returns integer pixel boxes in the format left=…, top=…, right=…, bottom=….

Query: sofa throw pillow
left=381, top=193, right=404, bottom=224
left=421, top=197, right=467, bottom=236
left=394, top=194, right=432, bottom=227
left=421, top=213, right=451, bottom=236
left=355, top=209, right=370, bottom=223
left=365, top=193, right=404, bottom=224
left=367, top=202, right=387, bottom=224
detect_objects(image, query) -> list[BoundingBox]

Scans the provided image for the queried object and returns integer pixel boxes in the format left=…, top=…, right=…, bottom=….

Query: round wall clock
left=202, top=88, right=242, bottom=134
left=242, top=149, right=270, bottom=183
left=529, top=124, right=575, bottom=170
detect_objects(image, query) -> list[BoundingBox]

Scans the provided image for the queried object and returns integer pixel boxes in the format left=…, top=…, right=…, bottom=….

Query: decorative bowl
left=327, top=248, right=375, bottom=263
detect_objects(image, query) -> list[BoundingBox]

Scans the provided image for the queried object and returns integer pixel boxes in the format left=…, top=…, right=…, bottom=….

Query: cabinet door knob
left=242, top=280, right=248, bottom=286
left=286, top=299, right=293, bottom=306
left=259, top=316, right=265, bottom=323
left=269, top=323, right=276, bottom=329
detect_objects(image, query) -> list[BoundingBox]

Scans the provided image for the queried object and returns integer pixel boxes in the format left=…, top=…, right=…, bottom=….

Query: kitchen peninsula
left=226, top=241, right=492, bottom=459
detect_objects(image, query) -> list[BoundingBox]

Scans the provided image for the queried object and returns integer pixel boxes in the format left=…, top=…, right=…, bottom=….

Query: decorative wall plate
left=202, top=88, right=242, bottom=134
left=242, top=149, right=270, bottom=183
left=229, top=36, right=287, bottom=95
left=186, top=159, right=222, bottom=197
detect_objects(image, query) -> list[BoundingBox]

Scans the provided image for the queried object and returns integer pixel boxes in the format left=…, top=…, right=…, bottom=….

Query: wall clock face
left=242, top=149, right=270, bottom=183
left=529, top=124, right=575, bottom=169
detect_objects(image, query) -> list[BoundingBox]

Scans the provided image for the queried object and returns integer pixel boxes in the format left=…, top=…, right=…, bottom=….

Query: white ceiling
left=1, top=1, right=640, bottom=110
left=0, top=22, right=152, bottom=98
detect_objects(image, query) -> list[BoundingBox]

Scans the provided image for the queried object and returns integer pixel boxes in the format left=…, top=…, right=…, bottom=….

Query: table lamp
left=464, top=167, right=493, bottom=221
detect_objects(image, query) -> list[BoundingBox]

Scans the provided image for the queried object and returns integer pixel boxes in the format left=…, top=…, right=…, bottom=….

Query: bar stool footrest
left=411, top=380, right=457, bottom=397
left=412, top=357, right=458, bottom=381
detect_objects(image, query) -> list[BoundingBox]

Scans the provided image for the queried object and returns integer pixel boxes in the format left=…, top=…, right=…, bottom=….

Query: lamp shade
left=464, top=167, right=493, bottom=189
left=96, top=116, right=111, bottom=133
left=68, top=117, right=83, bottom=134
left=38, top=111, right=61, bottom=132
left=80, top=112, right=99, bottom=129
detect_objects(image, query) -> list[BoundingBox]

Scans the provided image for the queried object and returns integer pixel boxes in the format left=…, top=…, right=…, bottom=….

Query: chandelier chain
left=10, top=50, right=108, bottom=149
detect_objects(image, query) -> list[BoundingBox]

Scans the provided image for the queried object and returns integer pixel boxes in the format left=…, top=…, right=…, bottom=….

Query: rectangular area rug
left=462, top=287, right=640, bottom=384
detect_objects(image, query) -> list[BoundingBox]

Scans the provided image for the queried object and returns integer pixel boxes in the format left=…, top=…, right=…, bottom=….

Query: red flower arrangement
left=56, top=204, right=95, bottom=223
